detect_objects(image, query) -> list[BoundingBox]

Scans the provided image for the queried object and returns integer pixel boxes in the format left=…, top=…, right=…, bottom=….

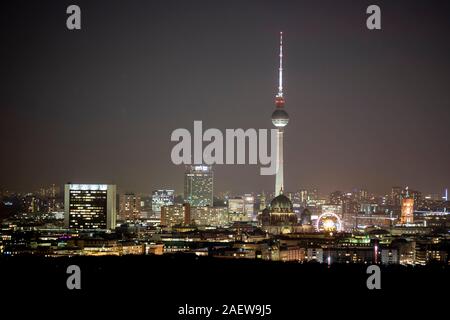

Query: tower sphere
left=272, top=108, right=289, bottom=127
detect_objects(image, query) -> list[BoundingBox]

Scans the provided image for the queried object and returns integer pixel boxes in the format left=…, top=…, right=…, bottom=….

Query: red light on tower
left=275, top=96, right=285, bottom=108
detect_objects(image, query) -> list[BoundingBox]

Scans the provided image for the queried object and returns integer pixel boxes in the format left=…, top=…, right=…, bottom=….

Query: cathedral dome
left=270, top=194, right=293, bottom=213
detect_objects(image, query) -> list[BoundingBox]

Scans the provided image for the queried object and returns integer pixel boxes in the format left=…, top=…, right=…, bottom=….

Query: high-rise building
left=119, top=193, right=141, bottom=221
left=184, top=165, right=213, bottom=207
left=161, top=203, right=190, bottom=227
left=152, top=190, right=175, bottom=213
left=330, top=191, right=344, bottom=205
left=358, top=189, right=368, bottom=201
left=299, top=189, right=308, bottom=206
left=243, top=194, right=255, bottom=219
left=271, top=32, right=289, bottom=196
left=64, top=184, right=117, bottom=230
left=391, top=186, right=402, bottom=206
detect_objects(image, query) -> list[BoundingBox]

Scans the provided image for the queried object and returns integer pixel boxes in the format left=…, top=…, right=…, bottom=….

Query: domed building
left=271, top=194, right=293, bottom=212
left=258, top=192, right=301, bottom=234
left=268, top=194, right=297, bottom=224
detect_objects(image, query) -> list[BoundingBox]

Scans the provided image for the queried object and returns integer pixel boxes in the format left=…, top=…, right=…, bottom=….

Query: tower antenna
left=278, top=31, right=283, bottom=97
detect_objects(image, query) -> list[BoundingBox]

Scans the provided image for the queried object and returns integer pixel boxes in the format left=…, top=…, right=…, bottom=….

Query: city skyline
left=1, top=181, right=448, bottom=202
left=1, top=0, right=450, bottom=196
left=2, top=0, right=450, bottom=308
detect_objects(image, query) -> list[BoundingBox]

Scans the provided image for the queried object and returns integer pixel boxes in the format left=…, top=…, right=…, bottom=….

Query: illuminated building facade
left=400, top=199, right=414, bottom=224
left=360, top=203, right=378, bottom=215
left=391, top=186, right=402, bottom=206
left=161, top=203, right=190, bottom=227
left=259, top=194, right=301, bottom=234
left=400, top=187, right=414, bottom=224
left=184, top=165, right=213, bottom=207
left=258, top=192, right=267, bottom=211
left=321, top=204, right=343, bottom=218
left=64, top=184, right=117, bottom=230
left=290, top=192, right=302, bottom=210
left=191, top=206, right=229, bottom=227
left=152, top=189, right=174, bottom=213
left=228, top=197, right=246, bottom=221
left=119, top=193, right=141, bottom=221
left=228, top=194, right=254, bottom=221
left=381, top=248, right=399, bottom=265
left=299, top=188, right=320, bottom=207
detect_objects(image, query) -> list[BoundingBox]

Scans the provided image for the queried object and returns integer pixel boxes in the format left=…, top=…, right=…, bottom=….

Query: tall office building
left=271, top=32, right=289, bottom=196
left=152, top=189, right=175, bottom=213
left=184, top=165, right=213, bottom=207
left=119, top=193, right=141, bottom=221
left=64, top=184, right=117, bottom=230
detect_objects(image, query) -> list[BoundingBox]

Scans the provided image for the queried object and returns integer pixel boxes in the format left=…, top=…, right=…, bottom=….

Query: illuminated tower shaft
left=400, top=187, right=414, bottom=224
left=275, top=128, right=284, bottom=195
left=400, top=198, right=414, bottom=224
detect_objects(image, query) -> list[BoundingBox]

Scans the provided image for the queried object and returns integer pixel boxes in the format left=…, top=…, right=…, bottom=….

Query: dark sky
left=1, top=0, right=450, bottom=196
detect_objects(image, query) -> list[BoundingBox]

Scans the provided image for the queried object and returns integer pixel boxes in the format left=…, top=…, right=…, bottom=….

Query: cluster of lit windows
left=184, top=167, right=213, bottom=207
left=69, top=189, right=107, bottom=229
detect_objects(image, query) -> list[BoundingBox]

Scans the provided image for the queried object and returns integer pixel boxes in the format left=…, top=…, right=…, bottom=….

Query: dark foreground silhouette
left=0, top=254, right=448, bottom=317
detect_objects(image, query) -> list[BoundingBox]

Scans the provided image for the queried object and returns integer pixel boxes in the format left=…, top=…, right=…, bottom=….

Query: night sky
left=1, top=0, right=450, bottom=196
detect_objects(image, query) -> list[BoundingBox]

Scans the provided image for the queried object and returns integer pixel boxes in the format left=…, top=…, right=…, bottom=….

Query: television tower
left=271, top=32, right=289, bottom=196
